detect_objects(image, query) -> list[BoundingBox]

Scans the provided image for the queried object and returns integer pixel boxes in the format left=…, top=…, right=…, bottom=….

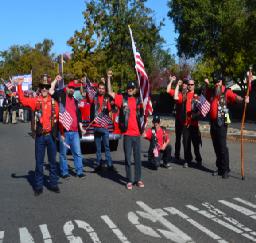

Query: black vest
left=91, top=94, right=109, bottom=121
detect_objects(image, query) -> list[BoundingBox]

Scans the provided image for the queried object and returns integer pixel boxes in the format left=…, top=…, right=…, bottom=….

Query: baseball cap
left=152, top=115, right=160, bottom=123
left=127, top=81, right=136, bottom=89
left=67, top=81, right=76, bottom=89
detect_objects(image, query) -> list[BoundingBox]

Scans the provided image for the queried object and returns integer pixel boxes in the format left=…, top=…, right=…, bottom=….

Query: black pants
left=123, top=135, right=141, bottom=183
left=183, top=125, right=202, bottom=163
left=148, top=144, right=172, bottom=168
left=175, top=120, right=183, bottom=159
left=210, top=122, right=229, bottom=174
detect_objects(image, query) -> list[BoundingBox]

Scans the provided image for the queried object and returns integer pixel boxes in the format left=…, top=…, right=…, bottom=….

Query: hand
left=107, top=70, right=113, bottom=78
left=61, top=135, right=65, bottom=141
left=245, top=96, right=249, bottom=104
left=81, top=77, right=87, bottom=83
left=101, top=77, right=106, bottom=83
left=169, top=75, right=176, bottom=82
left=204, top=78, right=209, bottom=85
left=81, top=128, right=87, bottom=135
left=55, top=75, right=62, bottom=82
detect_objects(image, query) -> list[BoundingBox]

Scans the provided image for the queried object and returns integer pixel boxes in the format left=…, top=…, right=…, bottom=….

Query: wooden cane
left=240, top=66, right=252, bottom=180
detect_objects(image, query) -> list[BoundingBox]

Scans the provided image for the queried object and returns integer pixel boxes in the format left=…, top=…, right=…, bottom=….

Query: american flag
left=128, top=25, right=153, bottom=129
left=59, top=103, right=73, bottom=131
left=94, top=112, right=112, bottom=128
left=5, top=81, right=14, bottom=91
left=85, top=80, right=97, bottom=101
left=196, top=95, right=210, bottom=117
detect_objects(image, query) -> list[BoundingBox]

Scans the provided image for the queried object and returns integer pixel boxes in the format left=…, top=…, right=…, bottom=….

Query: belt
left=42, top=131, right=51, bottom=136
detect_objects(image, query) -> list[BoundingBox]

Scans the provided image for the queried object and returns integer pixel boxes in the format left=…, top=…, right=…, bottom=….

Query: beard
left=68, top=91, right=74, bottom=97
left=215, top=86, right=222, bottom=96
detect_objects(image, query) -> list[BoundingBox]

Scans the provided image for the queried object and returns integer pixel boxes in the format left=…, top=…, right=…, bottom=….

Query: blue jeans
left=94, top=127, right=112, bottom=166
left=59, top=132, right=83, bottom=176
left=123, top=135, right=141, bottom=183
left=35, top=134, right=58, bottom=189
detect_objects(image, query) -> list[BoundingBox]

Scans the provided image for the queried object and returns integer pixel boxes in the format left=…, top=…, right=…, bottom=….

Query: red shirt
left=115, top=94, right=142, bottom=136
left=176, top=91, right=198, bottom=127
left=145, top=127, right=170, bottom=149
left=65, top=95, right=78, bottom=131
left=206, top=86, right=237, bottom=121
left=169, top=89, right=183, bottom=121
left=18, top=85, right=59, bottom=132
left=79, top=99, right=91, bottom=121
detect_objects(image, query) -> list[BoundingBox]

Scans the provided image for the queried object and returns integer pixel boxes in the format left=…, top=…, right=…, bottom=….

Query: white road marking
left=187, top=204, right=256, bottom=242
left=0, top=231, right=4, bottom=243
left=219, top=200, right=256, bottom=220
left=101, top=215, right=130, bottom=243
left=202, top=202, right=256, bottom=237
left=19, top=227, right=35, bottom=243
left=63, top=220, right=101, bottom=243
left=39, top=224, right=53, bottom=243
left=233, top=198, right=256, bottom=209
left=164, top=207, right=228, bottom=243
left=136, top=201, right=194, bottom=243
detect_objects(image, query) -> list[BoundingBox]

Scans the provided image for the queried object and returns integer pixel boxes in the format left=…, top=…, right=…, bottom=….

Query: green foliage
left=67, top=0, right=174, bottom=90
left=168, top=0, right=256, bottom=87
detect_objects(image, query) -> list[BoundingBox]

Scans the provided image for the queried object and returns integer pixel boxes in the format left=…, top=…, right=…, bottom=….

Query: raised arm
left=174, top=80, right=182, bottom=100
left=107, top=70, right=115, bottom=98
left=49, top=75, right=62, bottom=95
left=166, top=75, right=176, bottom=93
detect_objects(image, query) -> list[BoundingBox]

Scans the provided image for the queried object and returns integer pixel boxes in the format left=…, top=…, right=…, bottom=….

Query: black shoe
left=61, top=174, right=71, bottom=179
left=94, top=165, right=102, bottom=173
left=48, top=185, right=60, bottom=193
left=212, top=170, right=223, bottom=176
left=78, top=173, right=86, bottom=178
left=222, top=171, right=229, bottom=179
left=34, top=188, right=43, bottom=196
left=196, top=161, right=202, bottom=167
left=108, top=165, right=117, bottom=173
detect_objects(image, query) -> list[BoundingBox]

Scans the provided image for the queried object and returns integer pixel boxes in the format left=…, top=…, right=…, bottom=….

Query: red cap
left=67, top=81, right=75, bottom=88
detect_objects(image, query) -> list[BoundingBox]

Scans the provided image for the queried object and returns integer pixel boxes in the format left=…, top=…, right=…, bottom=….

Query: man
left=10, top=93, right=18, bottom=124
left=49, top=77, right=86, bottom=178
left=0, top=93, right=4, bottom=122
left=205, top=77, right=249, bottom=179
left=167, top=76, right=188, bottom=160
left=17, top=77, right=60, bottom=196
left=174, top=79, right=202, bottom=168
left=89, top=81, right=117, bottom=172
left=108, top=77, right=144, bottom=190
left=143, top=115, right=172, bottom=170
left=2, top=92, right=11, bottom=124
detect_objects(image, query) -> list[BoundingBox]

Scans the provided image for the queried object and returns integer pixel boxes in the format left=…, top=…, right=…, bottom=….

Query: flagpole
left=128, top=25, right=145, bottom=110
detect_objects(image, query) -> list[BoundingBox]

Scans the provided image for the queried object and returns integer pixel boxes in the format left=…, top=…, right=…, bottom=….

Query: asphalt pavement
left=0, top=122, right=255, bottom=243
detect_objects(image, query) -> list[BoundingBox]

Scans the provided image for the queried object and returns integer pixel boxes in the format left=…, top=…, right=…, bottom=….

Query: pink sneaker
left=126, top=182, right=133, bottom=190
left=136, top=180, right=144, bottom=188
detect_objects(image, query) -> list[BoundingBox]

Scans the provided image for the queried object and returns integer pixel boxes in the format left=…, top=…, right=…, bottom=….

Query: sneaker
left=136, top=180, right=145, bottom=188
left=94, top=165, right=102, bottom=173
left=163, top=163, right=172, bottom=169
left=222, top=171, right=229, bottom=179
left=78, top=173, right=86, bottom=178
left=212, top=170, right=223, bottom=176
left=34, top=188, right=43, bottom=196
left=108, top=165, right=118, bottom=173
left=48, top=185, right=60, bottom=193
left=61, top=174, right=71, bottom=179
left=126, top=182, right=133, bottom=190
left=183, top=162, right=188, bottom=168
left=196, top=161, right=202, bottom=167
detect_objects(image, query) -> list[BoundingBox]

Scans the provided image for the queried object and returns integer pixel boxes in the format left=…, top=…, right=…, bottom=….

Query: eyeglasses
left=188, top=84, right=194, bottom=86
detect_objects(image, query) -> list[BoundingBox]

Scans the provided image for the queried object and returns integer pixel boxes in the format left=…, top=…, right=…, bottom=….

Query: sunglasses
left=188, top=83, right=194, bottom=86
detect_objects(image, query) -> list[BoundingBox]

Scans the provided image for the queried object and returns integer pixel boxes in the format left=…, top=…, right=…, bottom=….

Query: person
left=143, top=115, right=172, bottom=170
left=108, top=77, right=144, bottom=190
left=204, top=77, right=249, bottom=179
left=49, top=77, right=86, bottom=179
left=0, top=94, right=4, bottom=122
left=10, top=94, right=18, bottom=124
left=174, top=79, right=202, bottom=168
left=17, top=78, right=60, bottom=196
left=2, top=93, right=11, bottom=124
left=89, top=80, right=117, bottom=172
left=167, top=76, right=188, bottom=160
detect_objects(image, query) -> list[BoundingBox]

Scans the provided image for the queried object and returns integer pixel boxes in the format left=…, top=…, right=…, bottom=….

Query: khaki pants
left=3, top=110, right=9, bottom=124
left=12, top=110, right=17, bottom=124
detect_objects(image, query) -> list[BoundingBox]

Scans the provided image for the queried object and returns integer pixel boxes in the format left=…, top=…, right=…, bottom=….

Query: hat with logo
left=152, top=115, right=161, bottom=123
left=127, top=81, right=136, bottom=89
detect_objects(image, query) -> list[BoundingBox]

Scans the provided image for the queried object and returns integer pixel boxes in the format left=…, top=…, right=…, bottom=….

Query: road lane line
left=233, top=198, right=256, bottom=209
left=219, top=200, right=256, bottom=220
left=0, top=231, right=4, bottom=243
left=136, top=201, right=194, bottom=243
left=187, top=205, right=256, bottom=242
left=101, top=215, right=130, bottom=243
left=39, top=224, right=53, bottom=243
left=164, top=207, right=228, bottom=243
left=19, top=227, right=35, bottom=243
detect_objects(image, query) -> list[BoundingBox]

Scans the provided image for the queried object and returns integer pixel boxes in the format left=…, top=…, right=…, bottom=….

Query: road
left=0, top=122, right=255, bottom=243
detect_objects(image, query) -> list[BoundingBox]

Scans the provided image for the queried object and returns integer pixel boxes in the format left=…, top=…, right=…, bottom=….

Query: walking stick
left=240, top=66, right=252, bottom=180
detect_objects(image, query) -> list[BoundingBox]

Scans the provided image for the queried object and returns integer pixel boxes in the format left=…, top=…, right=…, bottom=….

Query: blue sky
left=0, top=0, right=178, bottom=56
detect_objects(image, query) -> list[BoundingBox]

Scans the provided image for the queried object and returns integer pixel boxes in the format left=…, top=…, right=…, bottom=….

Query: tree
left=68, top=0, right=165, bottom=90
left=168, top=0, right=256, bottom=89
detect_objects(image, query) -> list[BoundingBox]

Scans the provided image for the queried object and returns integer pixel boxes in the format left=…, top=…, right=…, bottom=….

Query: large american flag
left=196, top=95, right=210, bottom=117
left=128, top=25, right=153, bottom=129
left=59, top=103, right=73, bottom=131
left=94, top=112, right=112, bottom=128
left=85, top=80, right=97, bottom=101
